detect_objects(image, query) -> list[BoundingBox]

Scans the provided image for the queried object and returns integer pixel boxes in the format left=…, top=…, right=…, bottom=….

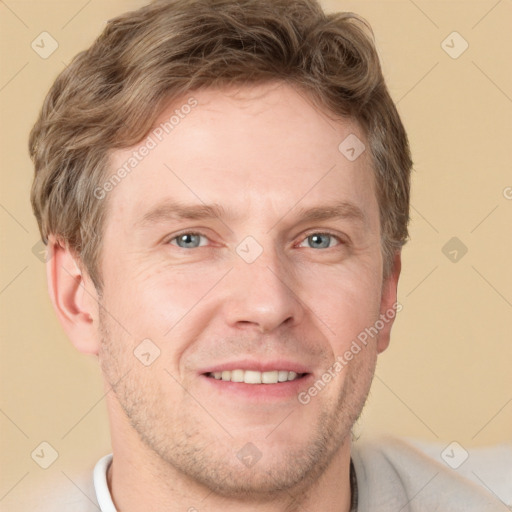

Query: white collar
left=93, top=453, right=358, bottom=511
left=93, top=454, right=117, bottom=512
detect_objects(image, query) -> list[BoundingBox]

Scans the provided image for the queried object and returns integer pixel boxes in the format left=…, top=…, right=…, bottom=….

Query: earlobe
left=46, top=236, right=100, bottom=355
left=376, top=251, right=402, bottom=354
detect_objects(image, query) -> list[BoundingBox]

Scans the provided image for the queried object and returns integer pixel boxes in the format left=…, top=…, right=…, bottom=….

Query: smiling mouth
left=205, top=369, right=308, bottom=384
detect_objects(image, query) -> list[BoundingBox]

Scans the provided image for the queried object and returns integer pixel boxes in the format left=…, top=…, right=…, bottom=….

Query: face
left=96, top=82, right=397, bottom=497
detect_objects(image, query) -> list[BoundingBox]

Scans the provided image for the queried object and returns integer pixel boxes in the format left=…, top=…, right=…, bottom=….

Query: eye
left=169, top=232, right=208, bottom=249
left=298, top=233, right=341, bottom=249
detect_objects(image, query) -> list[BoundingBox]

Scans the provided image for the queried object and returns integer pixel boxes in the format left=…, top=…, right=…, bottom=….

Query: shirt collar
left=93, top=453, right=116, bottom=512
left=94, top=453, right=359, bottom=512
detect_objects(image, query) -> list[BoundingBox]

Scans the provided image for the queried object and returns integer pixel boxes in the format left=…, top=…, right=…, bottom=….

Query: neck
left=107, top=440, right=352, bottom=511
left=105, top=398, right=353, bottom=512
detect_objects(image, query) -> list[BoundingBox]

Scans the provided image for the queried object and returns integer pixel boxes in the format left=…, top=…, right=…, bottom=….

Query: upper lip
left=199, top=359, right=311, bottom=375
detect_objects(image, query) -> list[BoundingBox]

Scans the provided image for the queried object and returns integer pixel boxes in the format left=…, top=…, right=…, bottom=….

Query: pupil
left=310, top=234, right=328, bottom=248
left=180, top=234, right=198, bottom=247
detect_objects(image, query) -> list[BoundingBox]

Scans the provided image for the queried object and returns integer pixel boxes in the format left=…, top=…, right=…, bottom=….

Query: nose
left=221, top=247, right=304, bottom=334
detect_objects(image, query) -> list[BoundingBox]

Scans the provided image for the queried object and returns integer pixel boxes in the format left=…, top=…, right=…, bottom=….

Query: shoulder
left=17, top=460, right=104, bottom=512
left=351, top=435, right=505, bottom=512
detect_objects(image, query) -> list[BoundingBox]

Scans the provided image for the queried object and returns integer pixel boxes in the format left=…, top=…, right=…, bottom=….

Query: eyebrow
left=292, top=202, right=366, bottom=225
left=134, top=199, right=367, bottom=229
left=135, top=201, right=229, bottom=228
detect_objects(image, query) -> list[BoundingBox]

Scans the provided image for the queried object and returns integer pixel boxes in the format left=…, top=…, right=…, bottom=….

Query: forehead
left=105, top=82, right=378, bottom=230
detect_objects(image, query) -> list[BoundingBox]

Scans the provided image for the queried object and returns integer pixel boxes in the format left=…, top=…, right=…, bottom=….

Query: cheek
left=104, top=259, right=219, bottom=330
left=99, top=262, right=232, bottom=375
left=300, top=263, right=382, bottom=349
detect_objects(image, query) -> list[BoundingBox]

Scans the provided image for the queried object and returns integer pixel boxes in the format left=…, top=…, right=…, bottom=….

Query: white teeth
left=278, top=370, right=289, bottom=382
left=210, top=369, right=303, bottom=384
left=231, top=369, right=244, bottom=382
left=244, top=370, right=261, bottom=384
left=262, top=371, right=279, bottom=384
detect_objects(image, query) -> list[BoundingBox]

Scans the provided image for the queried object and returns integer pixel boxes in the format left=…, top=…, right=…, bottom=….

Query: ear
left=376, top=250, right=402, bottom=354
left=46, top=235, right=100, bottom=355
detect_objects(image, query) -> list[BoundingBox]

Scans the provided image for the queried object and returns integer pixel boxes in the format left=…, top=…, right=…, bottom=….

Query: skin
left=47, top=81, right=401, bottom=512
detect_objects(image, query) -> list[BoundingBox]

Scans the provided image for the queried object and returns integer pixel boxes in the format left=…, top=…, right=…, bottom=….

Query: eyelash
left=167, top=230, right=346, bottom=249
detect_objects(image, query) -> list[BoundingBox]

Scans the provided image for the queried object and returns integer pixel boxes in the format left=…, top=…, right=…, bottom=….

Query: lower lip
left=199, top=374, right=313, bottom=401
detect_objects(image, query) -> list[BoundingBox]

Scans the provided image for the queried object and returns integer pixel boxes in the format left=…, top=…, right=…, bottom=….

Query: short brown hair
left=29, top=0, right=412, bottom=290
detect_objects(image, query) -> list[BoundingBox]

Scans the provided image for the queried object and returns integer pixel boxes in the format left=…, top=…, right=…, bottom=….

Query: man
left=28, top=0, right=503, bottom=510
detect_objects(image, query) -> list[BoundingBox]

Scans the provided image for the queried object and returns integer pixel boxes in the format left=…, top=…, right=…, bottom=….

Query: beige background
left=1, top=0, right=511, bottom=508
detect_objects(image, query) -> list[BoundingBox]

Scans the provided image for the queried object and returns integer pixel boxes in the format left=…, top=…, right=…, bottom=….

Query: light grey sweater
left=350, top=436, right=505, bottom=511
